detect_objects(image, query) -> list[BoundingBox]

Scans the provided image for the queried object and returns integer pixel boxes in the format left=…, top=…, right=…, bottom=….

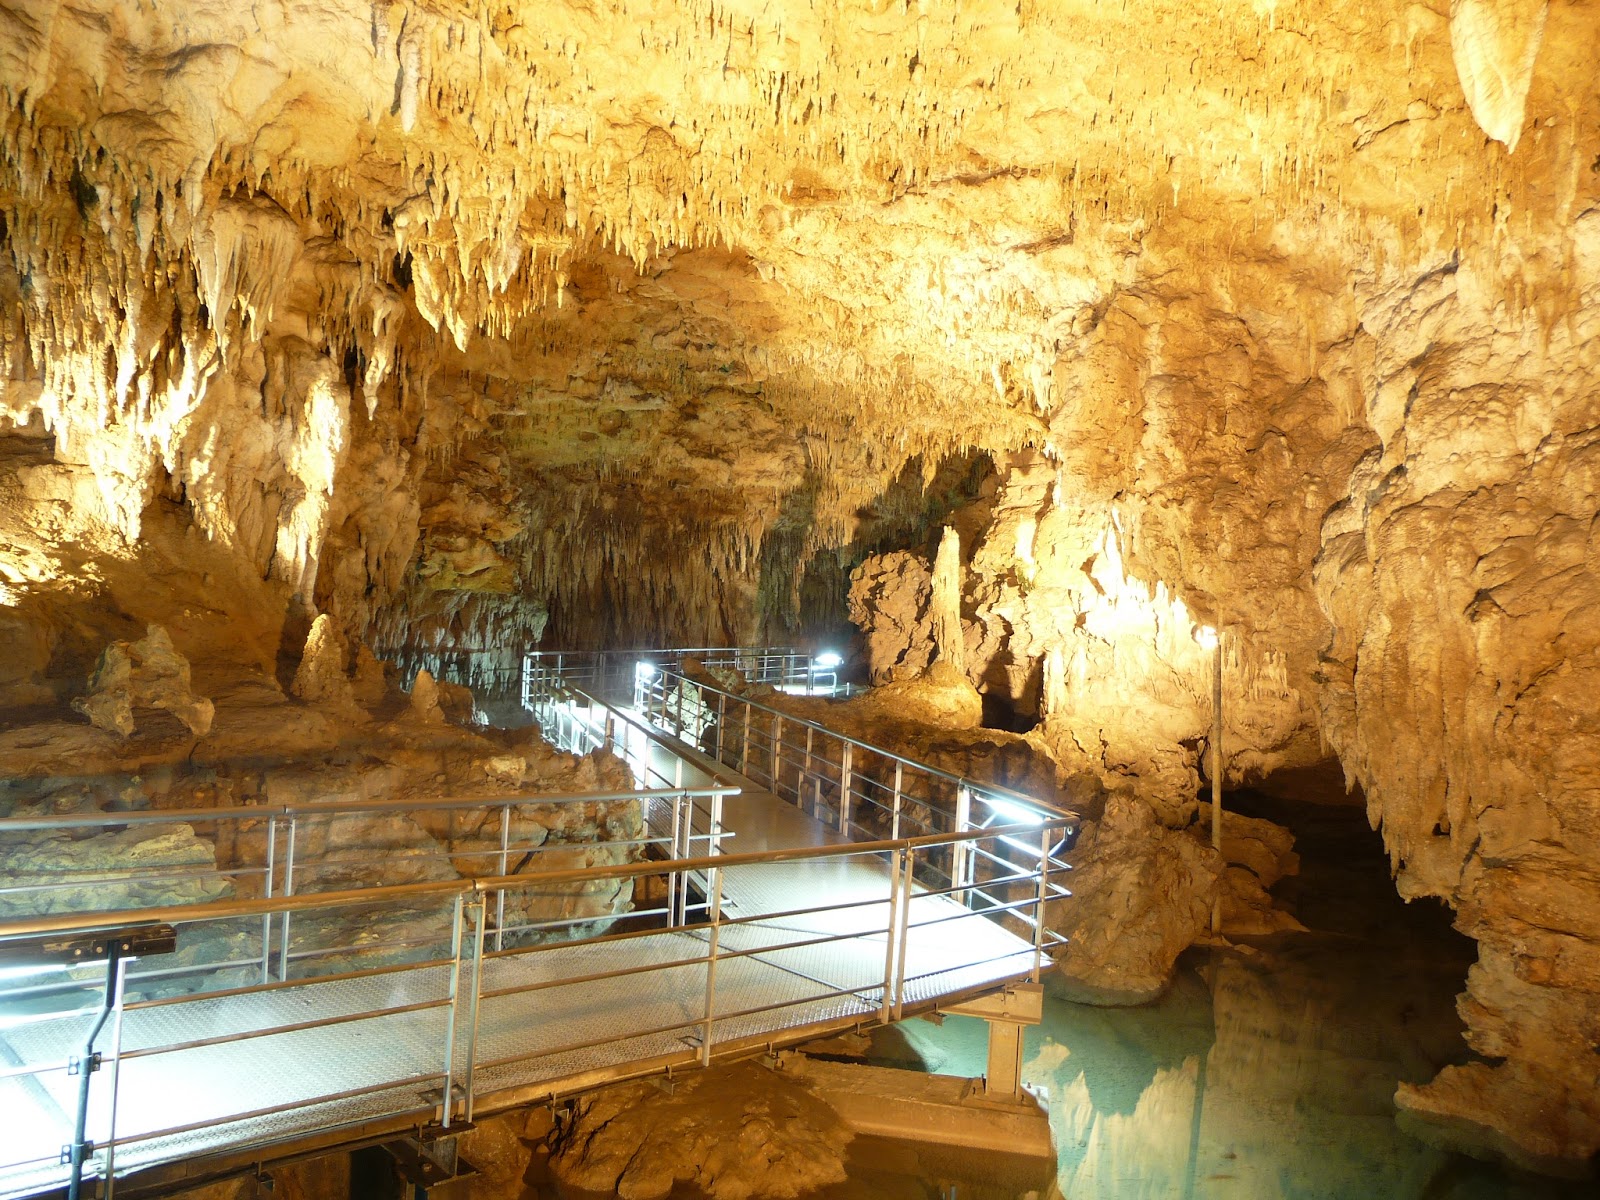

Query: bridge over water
left=0, top=648, right=1075, bottom=1200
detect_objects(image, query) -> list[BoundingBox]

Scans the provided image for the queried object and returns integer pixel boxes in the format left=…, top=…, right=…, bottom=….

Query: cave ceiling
left=0, top=0, right=1592, bottom=650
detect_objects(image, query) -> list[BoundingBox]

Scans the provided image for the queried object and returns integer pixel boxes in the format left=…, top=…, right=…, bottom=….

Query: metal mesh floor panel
left=1, top=761, right=1049, bottom=1198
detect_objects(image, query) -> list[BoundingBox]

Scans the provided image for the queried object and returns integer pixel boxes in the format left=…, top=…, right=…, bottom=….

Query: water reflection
left=871, top=795, right=1589, bottom=1199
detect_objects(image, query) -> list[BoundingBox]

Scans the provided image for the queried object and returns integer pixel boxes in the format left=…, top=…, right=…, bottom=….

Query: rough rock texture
left=548, top=1062, right=852, bottom=1200
left=0, top=0, right=1596, bottom=1168
left=72, top=624, right=215, bottom=737
left=1049, top=793, right=1225, bottom=1005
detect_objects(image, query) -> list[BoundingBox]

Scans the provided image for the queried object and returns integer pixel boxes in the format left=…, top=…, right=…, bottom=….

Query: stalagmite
left=0, top=0, right=1593, bottom=1177
left=930, top=525, right=967, bottom=677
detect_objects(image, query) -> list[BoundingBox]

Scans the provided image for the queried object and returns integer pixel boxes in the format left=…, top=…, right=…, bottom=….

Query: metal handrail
left=0, top=818, right=1069, bottom=942
left=0, top=786, right=735, bottom=833
left=653, top=668, right=1071, bottom=819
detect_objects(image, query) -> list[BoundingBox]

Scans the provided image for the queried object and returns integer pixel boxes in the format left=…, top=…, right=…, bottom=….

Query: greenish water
left=866, top=793, right=1589, bottom=1200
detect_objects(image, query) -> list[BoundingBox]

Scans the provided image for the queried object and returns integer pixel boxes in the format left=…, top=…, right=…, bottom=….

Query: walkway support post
left=838, top=744, right=854, bottom=836
left=700, top=863, right=725, bottom=1067
left=952, top=787, right=973, bottom=905
left=880, top=849, right=904, bottom=1022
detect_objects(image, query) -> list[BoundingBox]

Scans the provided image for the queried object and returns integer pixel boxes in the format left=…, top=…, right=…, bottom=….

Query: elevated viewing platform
left=0, top=646, right=1075, bottom=1200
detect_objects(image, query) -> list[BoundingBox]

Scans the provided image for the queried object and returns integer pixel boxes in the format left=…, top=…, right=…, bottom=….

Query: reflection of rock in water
left=1018, top=792, right=1593, bottom=1199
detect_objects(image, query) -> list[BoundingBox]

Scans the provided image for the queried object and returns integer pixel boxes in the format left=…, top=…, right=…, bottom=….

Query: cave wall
left=0, top=0, right=1597, bottom=1167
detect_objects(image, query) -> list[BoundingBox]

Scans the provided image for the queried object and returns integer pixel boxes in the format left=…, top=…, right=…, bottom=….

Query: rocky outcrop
left=1050, top=794, right=1225, bottom=1005
left=72, top=625, right=214, bottom=738
left=548, top=1061, right=853, bottom=1200
left=0, top=0, right=1595, bottom=1170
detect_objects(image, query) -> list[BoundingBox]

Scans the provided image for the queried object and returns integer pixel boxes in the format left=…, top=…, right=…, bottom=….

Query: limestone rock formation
left=847, top=551, right=936, bottom=685
left=1049, top=793, right=1225, bottom=1005
left=548, top=1061, right=852, bottom=1200
left=72, top=625, right=214, bottom=738
left=290, top=614, right=363, bottom=714
left=0, top=0, right=1595, bottom=1169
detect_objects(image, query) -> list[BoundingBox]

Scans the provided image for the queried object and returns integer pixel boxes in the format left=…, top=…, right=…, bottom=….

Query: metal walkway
left=0, top=648, right=1075, bottom=1200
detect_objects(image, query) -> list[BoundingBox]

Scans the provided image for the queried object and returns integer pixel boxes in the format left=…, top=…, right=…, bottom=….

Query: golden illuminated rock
left=0, top=0, right=1595, bottom=1169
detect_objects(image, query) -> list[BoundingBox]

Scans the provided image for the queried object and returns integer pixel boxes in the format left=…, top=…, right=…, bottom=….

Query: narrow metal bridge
left=0, top=647, right=1075, bottom=1200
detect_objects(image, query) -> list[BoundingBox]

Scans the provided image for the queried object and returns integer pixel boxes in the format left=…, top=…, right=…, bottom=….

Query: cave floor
left=860, top=792, right=1589, bottom=1200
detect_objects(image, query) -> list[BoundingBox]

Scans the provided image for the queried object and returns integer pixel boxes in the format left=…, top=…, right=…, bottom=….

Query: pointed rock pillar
left=931, top=526, right=967, bottom=677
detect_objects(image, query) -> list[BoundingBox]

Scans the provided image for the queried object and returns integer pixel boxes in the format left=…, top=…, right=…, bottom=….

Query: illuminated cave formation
left=0, top=0, right=1597, bottom=1177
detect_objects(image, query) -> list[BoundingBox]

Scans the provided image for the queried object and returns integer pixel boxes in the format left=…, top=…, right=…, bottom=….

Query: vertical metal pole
left=709, top=792, right=724, bottom=866
left=891, top=762, right=903, bottom=841
left=1211, top=635, right=1224, bottom=935
left=717, top=691, right=727, bottom=762
left=1033, top=827, right=1051, bottom=982
left=879, top=849, right=902, bottom=1023
left=279, top=818, right=298, bottom=982
left=893, top=847, right=915, bottom=1021
left=440, top=892, right=466, bottom=1128
left=261, top=814, right=278, bottom=985
left=700, top=865, right=725, bottom=1067
left=838, top=744, right=854, bottom=836
left=496, top=805, right=510, bottom=952
left=739, top=699, right=751, bottom=775
left=669, top=795, right=684, bottom=926
left=100, top=953, right=131, bottom=1200
left=802, top=727, right=813, bottom=789
left=771, top=715, right=784, bottom=791
left=953, top=787, right=973, bottom=905
left=462, top=894, right=486, bottom=1122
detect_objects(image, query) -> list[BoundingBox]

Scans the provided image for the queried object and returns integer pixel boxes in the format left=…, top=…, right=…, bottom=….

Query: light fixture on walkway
left=635, top=661, right=658, bottom=680
left=812, top=652, right=843, bottom=670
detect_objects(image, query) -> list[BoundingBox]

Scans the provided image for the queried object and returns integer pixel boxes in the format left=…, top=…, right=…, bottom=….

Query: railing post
left=99, top=952, right=131, bottom=1200
left=953, top=786, right=973, bottom=905
left=802, top=726, right=813, bottom=786
left=669, top=794, right=685, bottom=926
left=891, top=761, right=904, bottom=841
left=700, top=862, right=725, bottom=1067
left=717, top=691, right=728, bottom=762
left=496, top=805, right=511, bottom=952
left=838, top=744, right=854, bottom=836
left=771, top=715, right=784, bottom=791
left=1033, top=827, right=1051, bottom=982
left=278, top=816, right=298, bottom=982
left=880, top=848, right=903, bottom=1023
left=261, top=813, right=278, bottom=985
left=462, top=893, right=487, bottom=1122
left=739, top=700, right=751, bottom=775
left=440, top=892, right=466, bottom=1128
left=894, top=846, right=915, bottom=1021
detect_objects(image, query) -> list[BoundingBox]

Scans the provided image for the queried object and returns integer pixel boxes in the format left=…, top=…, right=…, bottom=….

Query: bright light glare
left=1195, top=625, right=1218, bottom=650
left=635, top=662, right=658, bottom=680
left=986, top=797, right=1047, bottom=826
left=813, top=652, right=843, bottom=670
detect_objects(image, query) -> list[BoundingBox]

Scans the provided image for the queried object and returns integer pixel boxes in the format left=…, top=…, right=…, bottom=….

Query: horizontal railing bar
left=664, top=670, right=1074, bottom=819
left=125, top=957, right=455, bottom=1011
left=119, top=995, right=454, bottom=1061
left=0, top=821, right=1068, bottom=940
left=478, top=948, right=710, bottom=1002
left=710, top=983, right=876, bottom=1028
left=0, top=787, right=736, bottom=833
left=0, top=864, right=264, bottom=893
left=474, top=1013, right=703, bottom=1072
left=104, top=1071, right=447, bottom=1150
